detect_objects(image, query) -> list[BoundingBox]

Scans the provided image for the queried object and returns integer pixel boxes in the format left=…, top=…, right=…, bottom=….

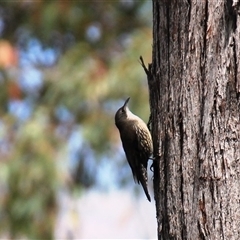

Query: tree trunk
left=147, top=0, right=240, bottom=239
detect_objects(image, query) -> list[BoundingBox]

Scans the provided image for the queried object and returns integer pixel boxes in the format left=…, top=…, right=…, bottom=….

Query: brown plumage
left=115, top=97, right=153, bottom=201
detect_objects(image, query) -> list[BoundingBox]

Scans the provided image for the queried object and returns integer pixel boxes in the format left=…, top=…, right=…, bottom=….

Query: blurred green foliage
left=0, top=0, right=152, bottom=239
left=1, top=113, right=57, bottom=239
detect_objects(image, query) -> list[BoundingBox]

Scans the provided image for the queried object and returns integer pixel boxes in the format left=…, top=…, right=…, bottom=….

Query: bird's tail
left=139, top=166, right=151, bottom=202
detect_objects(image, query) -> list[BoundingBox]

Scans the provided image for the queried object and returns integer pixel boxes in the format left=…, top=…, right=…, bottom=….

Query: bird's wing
left=120, top=122, right=150, bottom=180
left=120, top=125, right=139, bottom=182
left=120, top=123, right=151, bottom=202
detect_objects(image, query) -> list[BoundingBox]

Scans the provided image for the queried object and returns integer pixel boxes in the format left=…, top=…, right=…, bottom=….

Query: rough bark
left=147, top=0, right=240, bottom=239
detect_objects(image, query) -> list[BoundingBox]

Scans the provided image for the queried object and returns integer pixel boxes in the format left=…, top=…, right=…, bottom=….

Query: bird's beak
left=123, top=97, right=130, bottom=109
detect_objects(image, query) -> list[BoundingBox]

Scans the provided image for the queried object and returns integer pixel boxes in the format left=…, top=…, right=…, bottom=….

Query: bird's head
left=115, top=97, right=131, bottom=127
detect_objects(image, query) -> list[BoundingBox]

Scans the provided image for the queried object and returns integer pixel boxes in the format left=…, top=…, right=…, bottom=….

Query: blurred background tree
left=0, top=1, right=152, bottom=239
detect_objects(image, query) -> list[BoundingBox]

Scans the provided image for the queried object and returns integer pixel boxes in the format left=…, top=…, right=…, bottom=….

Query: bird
left=115, top=97, right=153, bottom=201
